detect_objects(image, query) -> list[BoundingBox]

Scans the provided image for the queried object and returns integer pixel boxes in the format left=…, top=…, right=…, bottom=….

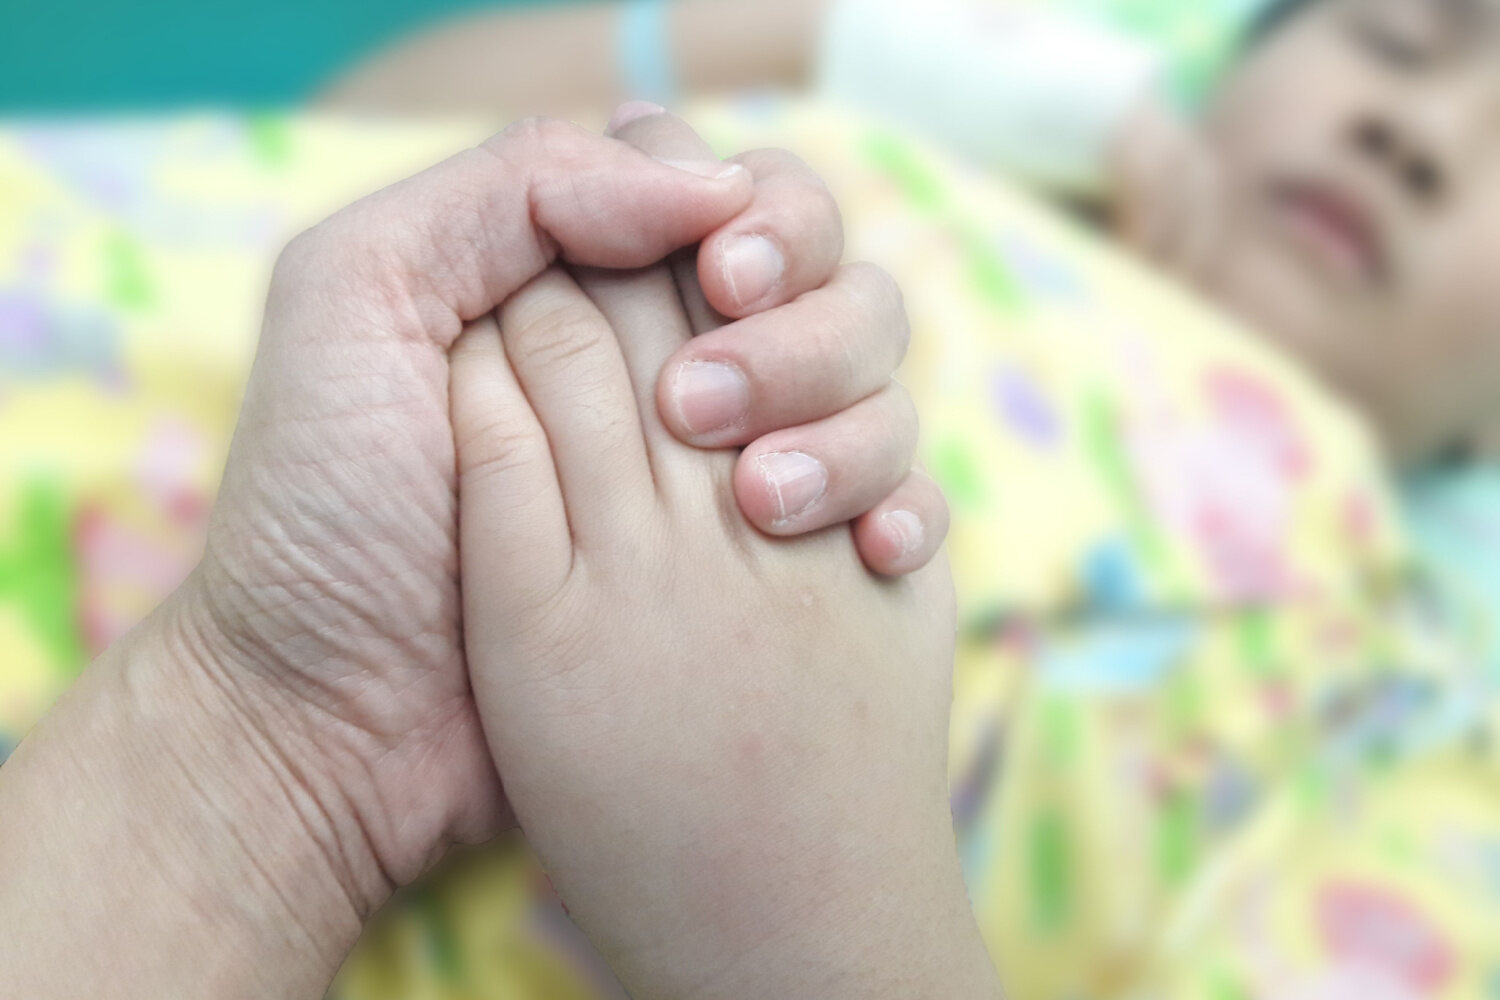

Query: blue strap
left=617, top=0, right=680, bottom=106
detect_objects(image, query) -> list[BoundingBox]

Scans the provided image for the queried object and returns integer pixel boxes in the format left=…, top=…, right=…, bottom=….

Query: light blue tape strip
left=618, top=0, right=680, bottom=106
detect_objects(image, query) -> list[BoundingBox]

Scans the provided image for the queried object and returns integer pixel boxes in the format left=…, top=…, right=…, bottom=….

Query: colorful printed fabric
left=2, top=100, right=1495, bottom=1000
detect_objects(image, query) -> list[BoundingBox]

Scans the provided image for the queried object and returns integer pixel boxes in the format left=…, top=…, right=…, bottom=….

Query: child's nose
left=1348, top=114, right=1447, bottom=203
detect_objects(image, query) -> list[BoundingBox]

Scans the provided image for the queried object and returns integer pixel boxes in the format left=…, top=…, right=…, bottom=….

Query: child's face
left=1198, top=0, right=1500, bottom=461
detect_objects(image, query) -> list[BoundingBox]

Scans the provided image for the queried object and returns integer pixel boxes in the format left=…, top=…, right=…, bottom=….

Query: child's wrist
left=678, top=873, right=1002, bottom=1000
left=611, top=818, right=997, bottom=1000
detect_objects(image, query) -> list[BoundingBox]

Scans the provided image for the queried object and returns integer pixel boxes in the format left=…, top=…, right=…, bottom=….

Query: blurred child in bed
left=317, top=2, right=1500, bottom=995
left=330, top=0, right=1500, bottom=470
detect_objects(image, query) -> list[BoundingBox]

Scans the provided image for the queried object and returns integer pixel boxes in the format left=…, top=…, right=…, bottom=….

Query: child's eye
left=1346, top=0, right=1454, bottom=71
left=1350, top=17, right=1434, bottom=70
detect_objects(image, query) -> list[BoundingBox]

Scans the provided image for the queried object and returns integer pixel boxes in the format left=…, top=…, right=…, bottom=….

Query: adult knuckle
left=797, top=170, right=842, bottom=223
left=270, top=226, right=330, bottom=294
left=486, top=117, right=590, bottom=200
left=494, top=115, right=572, bottom=155
left=747, top=146, right=841, bottom=211
left=271, top=207, right=425, bottom=330
left=815, top=187, right=845, bottom=245
left=853, top=261, right=906, bottom=312
left=267, top=222, right=378, bottom=323
left=844, top=262, right=910, bottom=361
left=888, top=383, right=921, bottom=446
left=798, top=301, right=862, bottom=393
left=741, top=146, right=812, bottom=178
left=890, top=306, right=913, bottom=366
left=618, top=112, right=696, bottom=151
left=886, top=378, right=918, bottom=420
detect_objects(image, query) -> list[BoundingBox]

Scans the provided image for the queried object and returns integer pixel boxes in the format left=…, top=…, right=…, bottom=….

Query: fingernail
left=882, top=509, right=924, bottom=559
left=671, top=361, right=750, bottom=437
left=656, top=158, right=746, bottom=180
left=757, top=452, right=828, bottom=525
left=606, top=100, right=666, bottom=136
left=721, top=235, right=785, bottom=309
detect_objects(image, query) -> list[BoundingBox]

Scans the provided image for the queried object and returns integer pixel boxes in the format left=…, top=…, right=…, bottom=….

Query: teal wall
left=1, top=0, right=567, bottom=111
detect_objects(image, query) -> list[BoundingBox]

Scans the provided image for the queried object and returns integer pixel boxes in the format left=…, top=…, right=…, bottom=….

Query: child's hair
left=1246, top=0, right=1318, bottom=44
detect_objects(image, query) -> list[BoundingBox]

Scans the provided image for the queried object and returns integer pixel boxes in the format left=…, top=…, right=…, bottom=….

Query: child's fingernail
left=721, top=235, right=784, bottom=310
left=606, top=100, right=666, bottom=136
left=656, top=158, right=746, bottom=180
left=757, top=452, right=828, bottom=525
left=882, top=509, right=924, bottom=559
left=671, top=361, right=750, bottom=437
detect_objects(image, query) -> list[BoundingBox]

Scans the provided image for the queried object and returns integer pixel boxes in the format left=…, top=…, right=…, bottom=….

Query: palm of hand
left=197, top=281, right=506, bottom=894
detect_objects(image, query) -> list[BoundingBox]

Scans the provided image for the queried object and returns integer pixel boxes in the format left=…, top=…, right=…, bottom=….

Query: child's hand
left=450, top=260, right=994, bottom=998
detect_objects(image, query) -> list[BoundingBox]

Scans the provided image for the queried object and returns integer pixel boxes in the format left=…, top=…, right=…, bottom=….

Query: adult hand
left=612, top=105, right=949, bottom=575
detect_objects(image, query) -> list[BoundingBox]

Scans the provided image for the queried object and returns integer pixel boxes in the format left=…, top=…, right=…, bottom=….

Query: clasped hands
left=0, top=106, right=1000, bottom=1000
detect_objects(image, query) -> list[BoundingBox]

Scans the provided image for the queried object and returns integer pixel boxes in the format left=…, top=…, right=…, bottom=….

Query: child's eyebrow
left=1438, top=0, right=1491, bottom=32
left=1421, top=0, right=1500, bottom=53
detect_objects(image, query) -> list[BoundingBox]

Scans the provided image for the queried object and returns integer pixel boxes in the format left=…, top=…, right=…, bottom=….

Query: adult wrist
left=141, top=581, right=400, bottom=920
left=0, top=582, right=391, bottom=997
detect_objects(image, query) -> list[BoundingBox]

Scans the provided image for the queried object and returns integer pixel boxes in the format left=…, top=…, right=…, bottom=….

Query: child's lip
left=1266, top=178, right=1391, bottom=287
